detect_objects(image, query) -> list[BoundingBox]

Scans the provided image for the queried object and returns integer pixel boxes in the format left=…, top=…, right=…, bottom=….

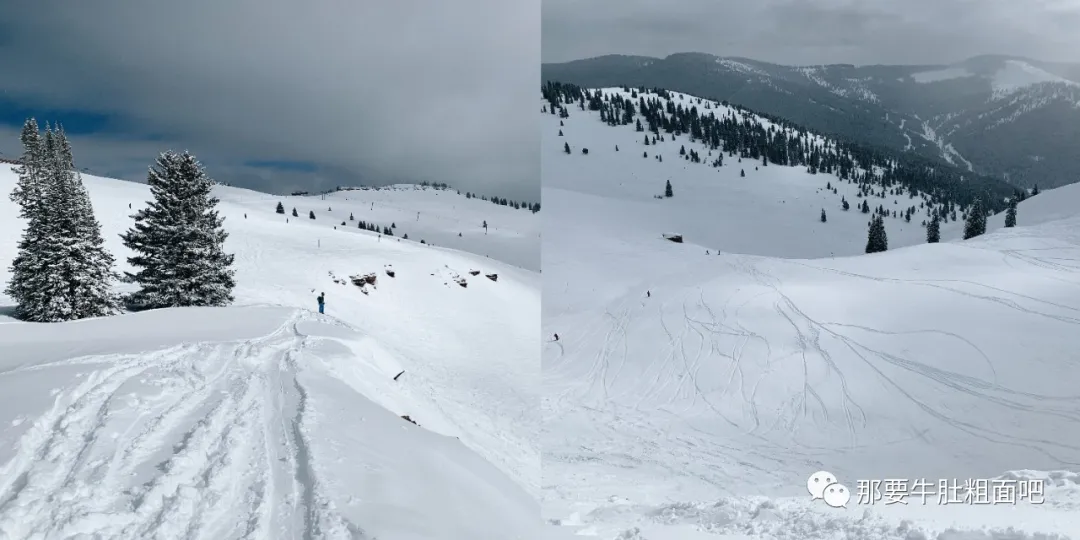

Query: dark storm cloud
left=0, top=0, right=538, bottom=199
left=542, top=0, right=1080, bottom=65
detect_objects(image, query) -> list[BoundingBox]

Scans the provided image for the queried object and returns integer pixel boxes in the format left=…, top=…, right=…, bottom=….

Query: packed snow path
left=0, top=307, right=537, bottom=540
left=0, top=309, right=323, bottom=539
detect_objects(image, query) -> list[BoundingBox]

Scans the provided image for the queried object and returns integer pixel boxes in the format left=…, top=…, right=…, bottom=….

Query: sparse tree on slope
left=276, top=201, right=285, bottom=214
left=963, top=198, right=987, bottom=240
left=820, top=208, right=827, bottom=222
left=665, top=180, right=673, bottom=198
left=865, top=215, right=888, bottom=253
left=1005, top=199, right=1017, bottom=228
left=926, top=214, right=940, bottom=243
left=564, top=142, right=571, bottom=154
left=309, top=210, right=315, bottom=219
left=7, top=124, right=120, bottom=321
left=121, top=151, right=235, bottom=310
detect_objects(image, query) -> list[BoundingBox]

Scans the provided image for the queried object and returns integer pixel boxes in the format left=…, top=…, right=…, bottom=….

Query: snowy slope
left=284, top=185, right=539, bottom=272
left=547, top=88, right=936, bottom=261
left=0, top=168, right=540, bottom=539
left=542, top=91, right=1080, bottom=538
left=991, top=60, right=1079, bottom=96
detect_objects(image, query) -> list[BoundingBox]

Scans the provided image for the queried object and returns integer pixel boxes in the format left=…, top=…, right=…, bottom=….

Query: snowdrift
left=542, top=89, right=1080, bottom=538
left=0, top=168, right=540, bottom=539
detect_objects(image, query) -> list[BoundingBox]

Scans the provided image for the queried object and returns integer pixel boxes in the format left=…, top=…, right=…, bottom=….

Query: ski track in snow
left=0, top=310, right=357, bottom=540
left=541, top=88, right=1080, bottom=538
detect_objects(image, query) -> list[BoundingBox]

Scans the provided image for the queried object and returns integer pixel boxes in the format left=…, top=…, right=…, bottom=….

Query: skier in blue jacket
left=317, top=292, right=325, bottom=314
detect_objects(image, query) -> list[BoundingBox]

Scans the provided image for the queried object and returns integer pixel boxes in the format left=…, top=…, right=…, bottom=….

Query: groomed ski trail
left=0, top=310, right=363, bottom=540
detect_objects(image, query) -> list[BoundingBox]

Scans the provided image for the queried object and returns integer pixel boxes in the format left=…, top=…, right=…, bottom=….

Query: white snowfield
left=910, top=60, right=1077, bottom=94
left=288, top=184, right=539, bottom=272
left=542, top=89, right=1080, bottom=538
left=0, top=169, right=540, bottom=539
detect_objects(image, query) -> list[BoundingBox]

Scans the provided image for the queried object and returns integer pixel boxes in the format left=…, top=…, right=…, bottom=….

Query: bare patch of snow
left=911, top=67, right=971, bottom=83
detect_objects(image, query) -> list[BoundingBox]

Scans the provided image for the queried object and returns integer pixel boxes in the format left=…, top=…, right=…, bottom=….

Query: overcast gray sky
left=542, top=0, right=1080, bottom=66
left=0, top=0, right=538, bottom=200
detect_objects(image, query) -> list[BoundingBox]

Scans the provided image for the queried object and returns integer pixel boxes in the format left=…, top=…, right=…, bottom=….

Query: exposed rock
left=350, top=273, right=377, bottom=287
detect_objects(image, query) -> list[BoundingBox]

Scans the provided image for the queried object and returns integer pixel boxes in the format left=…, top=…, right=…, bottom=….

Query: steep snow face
left=542, top=90, right=1080, bottom=538
left=0, top=168, right=540, bottom=539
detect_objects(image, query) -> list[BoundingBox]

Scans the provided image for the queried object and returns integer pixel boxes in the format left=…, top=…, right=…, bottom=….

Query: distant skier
left=553, top=333, right=559, bottom=341
left=317, top=292, right=325, bottom=314
left=647, top=291, right=650, bottom=298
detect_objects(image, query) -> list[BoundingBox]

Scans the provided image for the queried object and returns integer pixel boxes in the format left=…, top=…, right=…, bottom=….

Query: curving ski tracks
left=0, top=311, right=364, bottom=540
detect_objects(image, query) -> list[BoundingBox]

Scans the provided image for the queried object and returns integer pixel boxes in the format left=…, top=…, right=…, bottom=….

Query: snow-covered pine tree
left=865, top=215, right=888, bottom=253
left=276, top=201, right=285, bottom=214
left=5, top=120, right=50, bottom=319
left=6, top=124, right=119, bottom=321
left=52, top=126, right=121, bottom=318
left=962, top=198, right=987, bottom=239
left=9, top=118, right=45, bottom=212
left=1004, top=199, right=1017, bottom=228
left=121, top=151, right=235, bottom=310
left=926, top=214, right=941, bottom=243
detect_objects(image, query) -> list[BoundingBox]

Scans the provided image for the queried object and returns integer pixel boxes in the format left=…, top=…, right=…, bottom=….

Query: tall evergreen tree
left=276, top=201, right=285, bottom=214
left=9, top=118, right=45, bottom=212
left=926, top=214, right=940, bottom=243
left=1004, top=199, right=1017, bottom=228
left=820, top=208, right=827, bottom=222
left=6, top=123, right=119, bottom=321
left=120, top=151, right=235, bottom=309
left=292, top=207, right=298, bottom=217
left=865, top=215, right=888, bottom=253
left=963, top=198, right=987, bottom=239
left=6, top=120, right=50, bottom=319
left=665, top=180, right=673, bottom=197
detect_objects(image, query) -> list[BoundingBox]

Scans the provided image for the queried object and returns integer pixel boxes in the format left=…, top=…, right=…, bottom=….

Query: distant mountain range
left=542, top=54, right=1080, bottom=189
